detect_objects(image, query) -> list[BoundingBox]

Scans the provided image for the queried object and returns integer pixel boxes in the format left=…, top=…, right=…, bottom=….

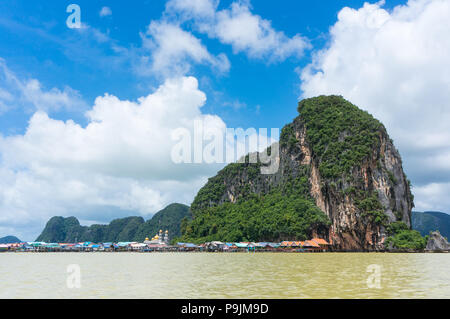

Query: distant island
left=36, top=203, right=191, bottom=243
left=412, top=211, right=450, bottom=239
left=0, top=236, right=22, bottom=244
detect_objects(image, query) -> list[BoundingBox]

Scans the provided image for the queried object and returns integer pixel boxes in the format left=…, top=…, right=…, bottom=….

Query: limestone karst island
left=4, top=97, right=449, bottom=253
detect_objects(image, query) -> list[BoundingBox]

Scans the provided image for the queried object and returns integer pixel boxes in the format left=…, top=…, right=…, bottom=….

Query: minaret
left=164, top=230, right=169, bottom=243
left=159, top=230, right=163, bottom=244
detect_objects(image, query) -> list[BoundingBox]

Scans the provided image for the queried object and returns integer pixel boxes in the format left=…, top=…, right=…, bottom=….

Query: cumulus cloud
left=0, top=59, right=86, bottom=114
left=300, top=0, right=450, bottom=212
left=139, top=21, right=230, bottom=77
left=0, top=74, right=275, bottom=240
left=0, top=76, right=230, bottom=240
left=166, top=0, right=310, bottom=62
left=214, top=2, right=309, bottom=61
left=140, top=0, right=308, bottom=77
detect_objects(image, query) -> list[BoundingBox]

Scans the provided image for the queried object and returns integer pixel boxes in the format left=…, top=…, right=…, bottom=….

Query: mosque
left=144, top=229, right=169, bottom=245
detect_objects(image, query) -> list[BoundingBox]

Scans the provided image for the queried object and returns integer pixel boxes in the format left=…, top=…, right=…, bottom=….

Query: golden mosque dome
left=145, top=237, right=149, bottom=241
left=165, top=230, right=168, bottom=233
left=155, top=235, right=159, bottom=239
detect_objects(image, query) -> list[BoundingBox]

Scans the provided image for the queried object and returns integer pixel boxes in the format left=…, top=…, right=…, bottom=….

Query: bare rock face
left=292, top=116, right=413, bottom=251
left=191, top=96, right=414, bottom=251
left=426, top=231, right=450, bottom=252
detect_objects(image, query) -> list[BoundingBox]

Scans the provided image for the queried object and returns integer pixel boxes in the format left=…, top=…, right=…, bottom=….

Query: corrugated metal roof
left=304, top=240, right=320, bottom=248
left=311, top=238, right=330, bottom=245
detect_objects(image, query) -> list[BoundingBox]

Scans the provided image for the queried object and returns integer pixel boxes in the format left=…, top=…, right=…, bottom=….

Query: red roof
left=311, top=238, right=330, bottom=245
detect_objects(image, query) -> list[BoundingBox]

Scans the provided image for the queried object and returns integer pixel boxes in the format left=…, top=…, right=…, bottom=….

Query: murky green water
left=0, top=252, right=449, bottom=298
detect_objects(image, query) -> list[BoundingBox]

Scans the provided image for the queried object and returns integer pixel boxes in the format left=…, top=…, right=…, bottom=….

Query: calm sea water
left=0, top=252, right=449, bottom=299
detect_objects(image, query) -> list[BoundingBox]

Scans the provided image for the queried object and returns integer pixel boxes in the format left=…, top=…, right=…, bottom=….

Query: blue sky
left=0, top=0, right=406, bottom=133
left=1, top=0, right=450, bottom=240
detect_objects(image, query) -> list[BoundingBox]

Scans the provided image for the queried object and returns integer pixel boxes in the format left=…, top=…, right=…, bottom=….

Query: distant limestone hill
left=0, top=236, right=21, bottom=244
left=412, top=211, right=450, bottom=239
left=36, top=203, right=191, bottom=242
left=182, top=96, right=414, bottom=251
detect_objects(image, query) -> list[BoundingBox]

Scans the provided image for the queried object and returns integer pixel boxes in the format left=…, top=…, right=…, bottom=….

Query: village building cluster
left=0, top=231, right=331, bottom=253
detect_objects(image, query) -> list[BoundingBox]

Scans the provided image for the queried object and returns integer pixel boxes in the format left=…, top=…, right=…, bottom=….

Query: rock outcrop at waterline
left=425, top=231, right=450, bottom=252
left=185, top=96, right=414, bottom=251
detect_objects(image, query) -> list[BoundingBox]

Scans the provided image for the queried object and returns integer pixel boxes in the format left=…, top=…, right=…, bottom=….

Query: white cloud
left=300, top=0, right=450, bottom=212
left=223, top=99, right=246, bottom=110
left=0, top=76, right=229, bottom=240
left=99, top=6, right=112, bottom=17
left=0, top=74, right=274, bottom=240
left=0, top=59, right=86, bottom=114
left=140, top=21, right=230, bottom=77
left=140, top=0, right=309, bottom=77
left=413, top=182, right=450, bottom=213
left=214, top=2, right=309, bottom=61
left=166, top=0, right=218, bottom=20
left=166, top=0, right=310, bottom=62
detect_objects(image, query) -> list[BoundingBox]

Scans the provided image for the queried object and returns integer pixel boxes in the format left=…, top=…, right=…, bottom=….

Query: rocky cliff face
left=296, top=118, right=412, bottom=251
left=190, top=96, right=414, bottom=251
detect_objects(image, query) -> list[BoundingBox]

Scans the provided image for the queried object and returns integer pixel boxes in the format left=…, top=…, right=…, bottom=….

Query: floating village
left=0, top=229, right=332, bottom=253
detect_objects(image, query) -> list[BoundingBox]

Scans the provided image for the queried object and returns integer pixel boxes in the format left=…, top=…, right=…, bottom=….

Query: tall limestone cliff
left=185, top=96, right=414, bottom=251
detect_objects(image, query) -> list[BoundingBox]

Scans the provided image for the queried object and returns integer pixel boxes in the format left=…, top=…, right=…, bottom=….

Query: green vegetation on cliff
left=182, top=191, right=329, bottom=243
left=298, top=95, right=384, bottom=179
left=36, top=203, right=191, bottom=242
left=280, top=124, right=299, bottom=151
left=191, top=161, right=263, bottom=212
left=355, top=191, right=388, bottom=226
left=386, top=221, right=427, bottom=250
left=182, top=170, right=330, bottom=243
